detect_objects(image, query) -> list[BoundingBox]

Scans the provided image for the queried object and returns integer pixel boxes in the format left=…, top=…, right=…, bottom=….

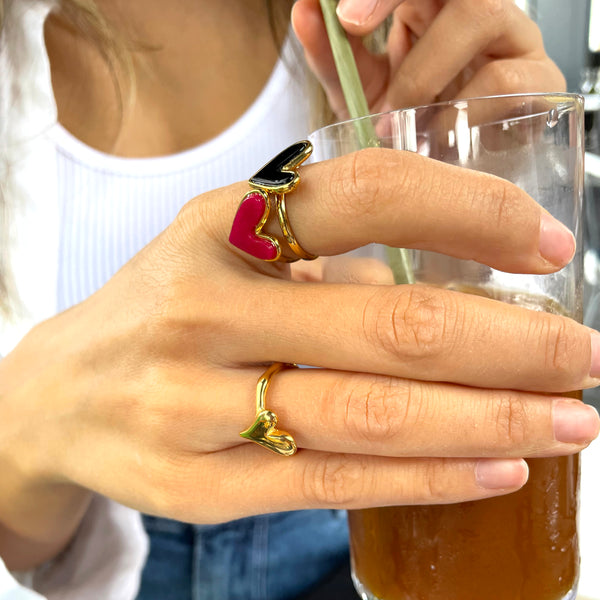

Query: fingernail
left=538, top=213, right=575, bottom=267
left=591, top=332, right=600, bottom=378
left=553, top=399, right=600, bottom=444
left=336, top=0, right=379, bottom=25
left=476, top=459, right=528, bottom=489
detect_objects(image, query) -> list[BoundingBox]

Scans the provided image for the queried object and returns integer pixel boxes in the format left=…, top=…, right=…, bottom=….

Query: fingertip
left=291, top=0, right=321, bottom=42
left=552, top=399, right=600, bottom=445
left=336, top=0, right=407, bottom=35
left=336, top=0, right=380, bottom=35
left=589, top=331, right=600, bottom=380
left=290, top=0, right=306, bottom=43
left=538, top=212, right=576, bottom=270
left=291, top=0, right=310, bottom=40
left=475, top=458, right=529, bottom=491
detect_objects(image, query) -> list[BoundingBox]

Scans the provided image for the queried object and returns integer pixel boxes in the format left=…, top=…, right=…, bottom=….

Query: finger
left=387, top=0, right=549, bottom=107
left=452, top=57, right=567, bottom=100
left=164, top=448, right=529, bottom=524
left=186, top=369, right=599, bottom=458
left=335, top=0, right=408, bottom=34
left=292, top=0, right=390, bottom=116
left=221, top=148, right=575, bottom=275
left=214, top=281, right=598, bottom=393
left=268, top=371, right=600, bottom=457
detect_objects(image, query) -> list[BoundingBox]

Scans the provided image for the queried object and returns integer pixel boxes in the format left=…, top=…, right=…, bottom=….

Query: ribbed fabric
left=48, top=37, right=311, bottom=312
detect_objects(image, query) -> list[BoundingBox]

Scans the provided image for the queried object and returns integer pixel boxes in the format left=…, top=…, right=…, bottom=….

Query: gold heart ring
left=240, top=363, right=298, bottom=457
left=229, top=141, right=317, bottom=263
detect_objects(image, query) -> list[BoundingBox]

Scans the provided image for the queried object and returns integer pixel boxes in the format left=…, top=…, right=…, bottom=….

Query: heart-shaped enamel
left=240, top=409, right=297, bottom=456
left=229, top=190, right=280, bottom=261
left=249, top=141, right=312, bottom=194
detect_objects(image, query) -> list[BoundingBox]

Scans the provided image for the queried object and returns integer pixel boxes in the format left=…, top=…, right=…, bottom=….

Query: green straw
left=319, top=0, right=415, bottom=284
left=319, top=0, right=375, bottom=147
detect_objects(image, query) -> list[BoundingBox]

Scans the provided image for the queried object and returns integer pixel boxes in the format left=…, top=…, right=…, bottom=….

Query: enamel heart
left=228, top=190, right=280, bottom=261
left=240, top=409, right=297, bottom=456
left=249, top=140, right=312, bottom=194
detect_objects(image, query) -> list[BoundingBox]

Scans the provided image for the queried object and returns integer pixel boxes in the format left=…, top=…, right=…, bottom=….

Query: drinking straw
left=318, top=0, right=375, bottom=148
left=319, top=0, right=415, bottom=284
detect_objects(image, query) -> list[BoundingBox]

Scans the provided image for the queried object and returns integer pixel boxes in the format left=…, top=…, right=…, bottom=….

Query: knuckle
left=481, top=178, right=522, bottom=231
left=536, top=316, right=581, bottom=382
left=174, top=192, right=219, bottom=238
left=394, top=71, right=431, bottom=105
left=467, top=0, right=507, bottom=24
left=169, top=190, right=228, bottom=257
left=342, top=377, right=413, bottom=444
left=328, top=148, right=389, bottom=221
left=145, top=454, right=204, bottom=522
left=478, top=61, right=527, bottom=96
left=170, top=196, right=206, bottom=243
left=490, top=393, right=528, bottom=448
left=363, top=287, right=458, bottom=363
left=301, top=454, right=368, bottom=507
left=419, top=460, right=455, bottom=502
left=493, top=183, right=518, bottom=229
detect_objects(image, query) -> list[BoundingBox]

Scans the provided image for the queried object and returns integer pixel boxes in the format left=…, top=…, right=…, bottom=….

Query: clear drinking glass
left=309, top=93, right=585, bottom=600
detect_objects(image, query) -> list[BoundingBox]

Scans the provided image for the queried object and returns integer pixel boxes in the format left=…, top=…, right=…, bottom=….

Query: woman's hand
left=0, top=148, right=598, bottom=568
left=292, top=0, right=566, bottom=118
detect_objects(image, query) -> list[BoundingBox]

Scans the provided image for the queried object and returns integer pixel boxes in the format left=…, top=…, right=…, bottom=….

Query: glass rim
left=309, top=92, right=584, bottom=137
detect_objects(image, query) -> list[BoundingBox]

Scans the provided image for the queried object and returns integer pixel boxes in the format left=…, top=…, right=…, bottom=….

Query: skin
left=1, top=0, right=598, bottom=575
left=45, top=0, right=283, bottom=155
left=292, top=0, right=566, bottom=116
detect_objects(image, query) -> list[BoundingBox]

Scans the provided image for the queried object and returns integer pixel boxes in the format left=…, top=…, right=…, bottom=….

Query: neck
left=45, top=0, right=289, bottom=156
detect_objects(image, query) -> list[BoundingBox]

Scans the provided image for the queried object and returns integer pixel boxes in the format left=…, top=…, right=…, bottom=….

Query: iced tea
left=349, top=454, right=579, bottom=600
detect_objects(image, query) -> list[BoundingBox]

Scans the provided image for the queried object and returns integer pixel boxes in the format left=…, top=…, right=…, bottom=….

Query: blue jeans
left=136, top=510, right=350, bottom=600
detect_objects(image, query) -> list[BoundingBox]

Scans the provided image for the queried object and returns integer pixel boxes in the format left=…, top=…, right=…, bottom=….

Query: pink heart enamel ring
left=229, top=141, right=317, bottom=262
left=240, top=363, right=298, bottom=457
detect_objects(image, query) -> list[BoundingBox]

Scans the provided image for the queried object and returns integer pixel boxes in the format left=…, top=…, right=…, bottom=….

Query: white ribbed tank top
left=47, top=39, right=311, bottom=312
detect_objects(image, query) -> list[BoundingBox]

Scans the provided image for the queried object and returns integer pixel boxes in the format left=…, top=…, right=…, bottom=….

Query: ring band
left=229, top=141, right=317, bottom=262
left=239, top=363, right=298, bottom=457
left=275, top=194, right=318, bottom=261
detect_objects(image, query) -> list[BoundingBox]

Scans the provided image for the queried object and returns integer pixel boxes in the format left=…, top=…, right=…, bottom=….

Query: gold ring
left=229, top=141, right=317, bottom=262
left=275, top=194, right=318, bottom=261
left=239, top=363, right=298, bottom=456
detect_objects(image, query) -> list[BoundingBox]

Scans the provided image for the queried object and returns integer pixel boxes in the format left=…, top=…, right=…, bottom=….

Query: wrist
left=0, top=322, right=92, bottom=568
left=0, top=489, right=92, bottom=571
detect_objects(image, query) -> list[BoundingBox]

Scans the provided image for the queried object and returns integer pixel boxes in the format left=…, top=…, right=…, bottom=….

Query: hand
left=1, top=148, right=597, bottom=568
left=292, top=0, right=566, bottom=118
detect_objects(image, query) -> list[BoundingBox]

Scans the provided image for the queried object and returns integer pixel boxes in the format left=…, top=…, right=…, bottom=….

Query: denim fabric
left=136, top=510, right=350, bottom=600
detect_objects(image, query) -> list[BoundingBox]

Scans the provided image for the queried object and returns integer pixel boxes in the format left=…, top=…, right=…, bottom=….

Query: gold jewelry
left=275, top=194, right=318, bottom=261
left=229, top=141, right=318, bottom=263
left=239, top=363, right=298, bottom=457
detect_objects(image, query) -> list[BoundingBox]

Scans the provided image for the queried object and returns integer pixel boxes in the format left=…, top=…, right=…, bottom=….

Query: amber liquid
left=349, top=288, right=581, bottom=600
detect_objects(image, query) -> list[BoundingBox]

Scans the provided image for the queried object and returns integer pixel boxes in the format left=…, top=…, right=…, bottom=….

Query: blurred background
left=520, top=0, right=597, bottom=93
